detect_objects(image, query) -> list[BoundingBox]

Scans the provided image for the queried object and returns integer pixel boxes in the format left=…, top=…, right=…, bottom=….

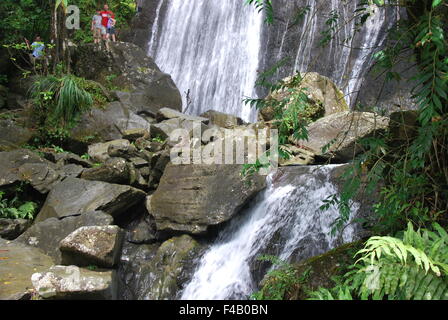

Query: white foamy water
left=148, top=0, right=263, bottom=122
left=181, top=165, right=359, bottom=300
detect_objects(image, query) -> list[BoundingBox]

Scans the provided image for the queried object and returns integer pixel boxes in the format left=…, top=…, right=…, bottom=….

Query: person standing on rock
left=106, top=14, right=117, bottom=42
left=100, top=4, right=114, bottom=41
left=91, top=10, right=104, bottom=44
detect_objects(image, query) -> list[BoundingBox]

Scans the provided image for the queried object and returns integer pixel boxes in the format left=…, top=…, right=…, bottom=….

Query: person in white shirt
left=91, top=10, right=105, bottom=44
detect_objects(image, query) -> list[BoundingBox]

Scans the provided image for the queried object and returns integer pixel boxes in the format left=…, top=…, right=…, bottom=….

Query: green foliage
left=320, top=0, right=448, bottom=235
left=244, top=72, right=322, bottom=146
left=246, top=0, right=274, bottom=24
left=29, top=74, right=93, bottom=125
left=252, top=255, right=310, bottom=300
left=0, top=0, right=51, bottom=45
left=320, top=10, right=340, bottom=47
left=310, top=223, right=448, bottom=300
left=0, top=187, right=37, bottom=220
left=72, top=0, right=136, bottom=44
left=151, top=136, right=166, bottom=144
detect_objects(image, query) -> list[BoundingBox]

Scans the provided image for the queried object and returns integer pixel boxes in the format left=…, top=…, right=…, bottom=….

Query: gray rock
left=129, top=157, right=148, bottom=169
left=44, top=151, right=93, bottom=168
left=279, top=145, right=315, bottom=166
left=0, top=218, right=31, bottom=240
left=150, top=122, right=178, bottom=140
left=81, top=157, right=130, bottom=184
left=88, top=139, right=131, bottom=163
left=156, top=107, right=209, bottom=123
left=60, top=225, right=124, bottom=268
left=59, top=164, right=84, bottom=179
left=16, top=211, right=113, bottom=263
left=31, top=265, right=117, bottom=300
left=139, top=235, right=201, bottom=300
left=122, top=128, right=149, bottom=141
left=0, top=150, right=59, bottom=192
left=0, top=238, right=54, bottom=300
left=71, top=102, right=151, bottom=144
left=34, top=178, right=146, bottom=222
left=126, top=213, right=157, bottom=244
left=200, top=110, right=244, bottom=128
left=149, top=164, right=266, bottom=234
left=17, top=163, right=61, bottom=194
left=302, top=111, right=390, bottom=161
left=0, top=120, right=33, bottom=151
left=72, top=42, right=182, bottom=114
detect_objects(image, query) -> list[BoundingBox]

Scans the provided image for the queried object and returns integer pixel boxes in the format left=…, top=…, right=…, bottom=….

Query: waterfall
left=264, top=1, right=401, bottom=107
left=181, top=165, right=360, bottom=300
left=148, top=0, right=263, bottom=122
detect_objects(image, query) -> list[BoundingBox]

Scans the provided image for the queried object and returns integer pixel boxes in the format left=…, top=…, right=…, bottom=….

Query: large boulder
left=81, top=157, right=130, bottom=184
left=301, top=111, right=389, bottom=162
left=72, top=42, right=182, bottom=115
left=31, top=265, right=117, bottom=300
left=0, top=239, right=54, bottom=300
left=0, top=149, right=62, bottom=193
left=34, top=178, right=146, bottom=222
left=200, top=110, right=244, bottom=128
left=156, top=107, right=209, bottom=123
left=258, top=241, right=363, bottom=300
left=16, top=211, right=113, bottom=263
left=0, top=120, right=33, bottom=151
left=148, top=164, right=266, bottom=234
left=71, top=102, right=151, bottom=144
left=121, top=235, right=201, bottom=300
left=260, top=72, right=348, bottom=121
left=60, top=225, right=124, bottom=268
left=87, top=139, right=132, bottom=163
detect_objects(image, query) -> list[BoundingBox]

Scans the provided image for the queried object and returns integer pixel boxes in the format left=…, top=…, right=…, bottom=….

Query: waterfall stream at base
left=148, top=0, right=263, bottom=122
left=181, top=165, right=360, bottom=300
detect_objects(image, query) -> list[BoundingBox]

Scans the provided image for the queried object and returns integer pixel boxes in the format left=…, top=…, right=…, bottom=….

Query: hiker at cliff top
left=100, top=4, right=114, bottom=39
left=91, top=10, right=105, bottom=44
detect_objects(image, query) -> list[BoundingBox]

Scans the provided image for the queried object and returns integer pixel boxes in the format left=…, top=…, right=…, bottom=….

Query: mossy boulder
left=259, top=241, right=364, bottom=300
left=123, top=235, right=201, bottom=300
left=260, top=72, right=348, bottom=122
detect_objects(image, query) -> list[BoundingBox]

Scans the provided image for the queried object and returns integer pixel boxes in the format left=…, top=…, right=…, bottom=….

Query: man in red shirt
left=100, top=4, right=114, bottom=39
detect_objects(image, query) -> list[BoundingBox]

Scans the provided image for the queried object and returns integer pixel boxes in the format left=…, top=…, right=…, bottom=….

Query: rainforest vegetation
left=0, top=0, right=447, bottom=302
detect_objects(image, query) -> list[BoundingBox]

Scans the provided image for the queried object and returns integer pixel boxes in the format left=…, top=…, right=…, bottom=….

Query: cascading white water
left=148, top=0, right=263, bottom=122
left=281, top=1, right=400, bottom=106
left=181, top=165, right=359, bottom=300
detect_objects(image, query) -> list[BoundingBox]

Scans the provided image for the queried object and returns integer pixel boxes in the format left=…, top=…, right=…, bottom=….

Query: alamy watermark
left=168, top=121, right=279, bottom=175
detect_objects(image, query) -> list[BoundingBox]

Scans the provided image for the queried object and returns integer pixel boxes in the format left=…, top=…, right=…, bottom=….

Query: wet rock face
left=118, top=235, right=201, bottom=300
left=60, top=226, right=124, bottom=268
left=31, top=265, right=117, bottom=300
left=260, top=1, right=411, bottom=110
left=149, top=164, right=266, bottom=234
left=34, top=178, right=146, bottom=222
left=0, top=239, right=54, bottom=300
left=117, top=242, right=160, bottom=300
left=17, top=211, right=114, bottom=263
